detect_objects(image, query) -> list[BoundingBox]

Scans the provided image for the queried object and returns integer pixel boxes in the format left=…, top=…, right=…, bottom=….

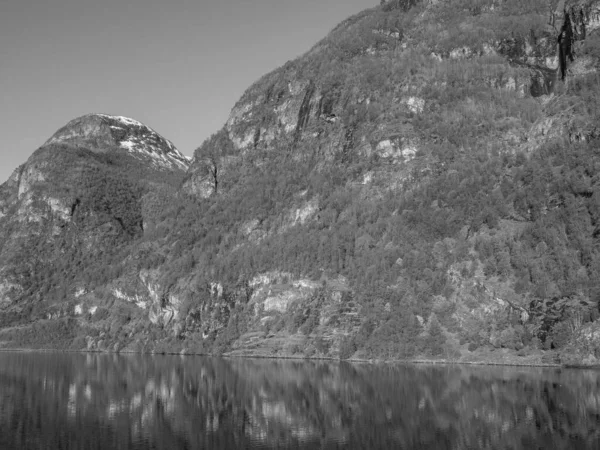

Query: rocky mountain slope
left=0, top=113, right=189, bottom=347
left=3, top=0, right=600, bottom=364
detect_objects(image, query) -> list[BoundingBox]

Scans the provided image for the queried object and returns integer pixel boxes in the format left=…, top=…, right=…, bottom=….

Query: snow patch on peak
left=119, top=137, right=189, bottom=170
left=165, top=139, right=181, bottom=154
left=120, top=139, right=136, bottom=151
left=96, top=114, right=146, bottom=129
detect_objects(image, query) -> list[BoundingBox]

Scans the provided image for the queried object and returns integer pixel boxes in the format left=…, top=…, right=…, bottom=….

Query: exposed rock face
left=183, top=129, right=235, bottom=198
left=223, top=76, right=347, bottom=156
left=181, top=175, right=214, bottom=198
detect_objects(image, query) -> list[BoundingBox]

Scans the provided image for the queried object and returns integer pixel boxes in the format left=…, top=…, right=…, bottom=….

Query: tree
left=424, top=313, right=446, bottom=357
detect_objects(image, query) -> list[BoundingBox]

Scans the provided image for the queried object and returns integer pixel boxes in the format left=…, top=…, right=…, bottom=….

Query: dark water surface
left=0, top=353, right=599, bottom=449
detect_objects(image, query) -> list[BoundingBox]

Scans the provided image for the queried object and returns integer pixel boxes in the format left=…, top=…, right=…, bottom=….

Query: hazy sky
left=0, top=0, right=375, bottom=182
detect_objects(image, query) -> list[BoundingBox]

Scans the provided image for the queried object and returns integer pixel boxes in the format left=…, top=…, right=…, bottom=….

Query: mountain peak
left=44, top=113, right=190, bottom=170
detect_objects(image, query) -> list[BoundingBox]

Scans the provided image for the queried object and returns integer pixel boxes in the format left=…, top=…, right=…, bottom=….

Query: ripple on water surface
left=0, top=353, right=599, bottom=449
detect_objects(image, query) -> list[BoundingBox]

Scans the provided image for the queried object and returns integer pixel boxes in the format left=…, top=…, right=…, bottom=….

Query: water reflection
left=0, top=353, right=600, bottom=449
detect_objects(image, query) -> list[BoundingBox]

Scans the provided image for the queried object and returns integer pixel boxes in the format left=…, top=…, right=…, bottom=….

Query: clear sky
left=0, top=0, right=375, bottom=183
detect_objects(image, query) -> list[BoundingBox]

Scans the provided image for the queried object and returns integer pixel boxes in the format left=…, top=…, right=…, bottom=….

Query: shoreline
left=0, top=347, right=565, bottom=367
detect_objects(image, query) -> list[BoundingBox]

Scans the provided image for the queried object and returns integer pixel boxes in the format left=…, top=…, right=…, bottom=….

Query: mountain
left=0, top=113, right=189, bottom=348
left=3, top=0, right=600, bottom=364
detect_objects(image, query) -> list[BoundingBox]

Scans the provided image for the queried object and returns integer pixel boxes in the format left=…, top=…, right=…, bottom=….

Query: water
left=0, top=353, right=599, bottom=449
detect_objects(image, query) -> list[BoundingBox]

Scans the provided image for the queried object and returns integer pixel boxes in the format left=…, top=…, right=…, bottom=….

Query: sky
left=0, top=0, right=375, bottom=183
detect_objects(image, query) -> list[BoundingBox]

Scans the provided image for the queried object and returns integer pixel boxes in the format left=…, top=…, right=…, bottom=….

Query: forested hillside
left=2, top=0, right=600, bottom=365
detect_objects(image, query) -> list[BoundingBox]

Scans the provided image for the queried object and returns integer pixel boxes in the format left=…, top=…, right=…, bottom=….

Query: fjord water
left=0, top=354, right=599, bottom=450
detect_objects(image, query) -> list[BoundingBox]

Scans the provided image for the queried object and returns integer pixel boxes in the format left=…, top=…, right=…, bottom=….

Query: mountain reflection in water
left=0, top=353, right=599, bottom=449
